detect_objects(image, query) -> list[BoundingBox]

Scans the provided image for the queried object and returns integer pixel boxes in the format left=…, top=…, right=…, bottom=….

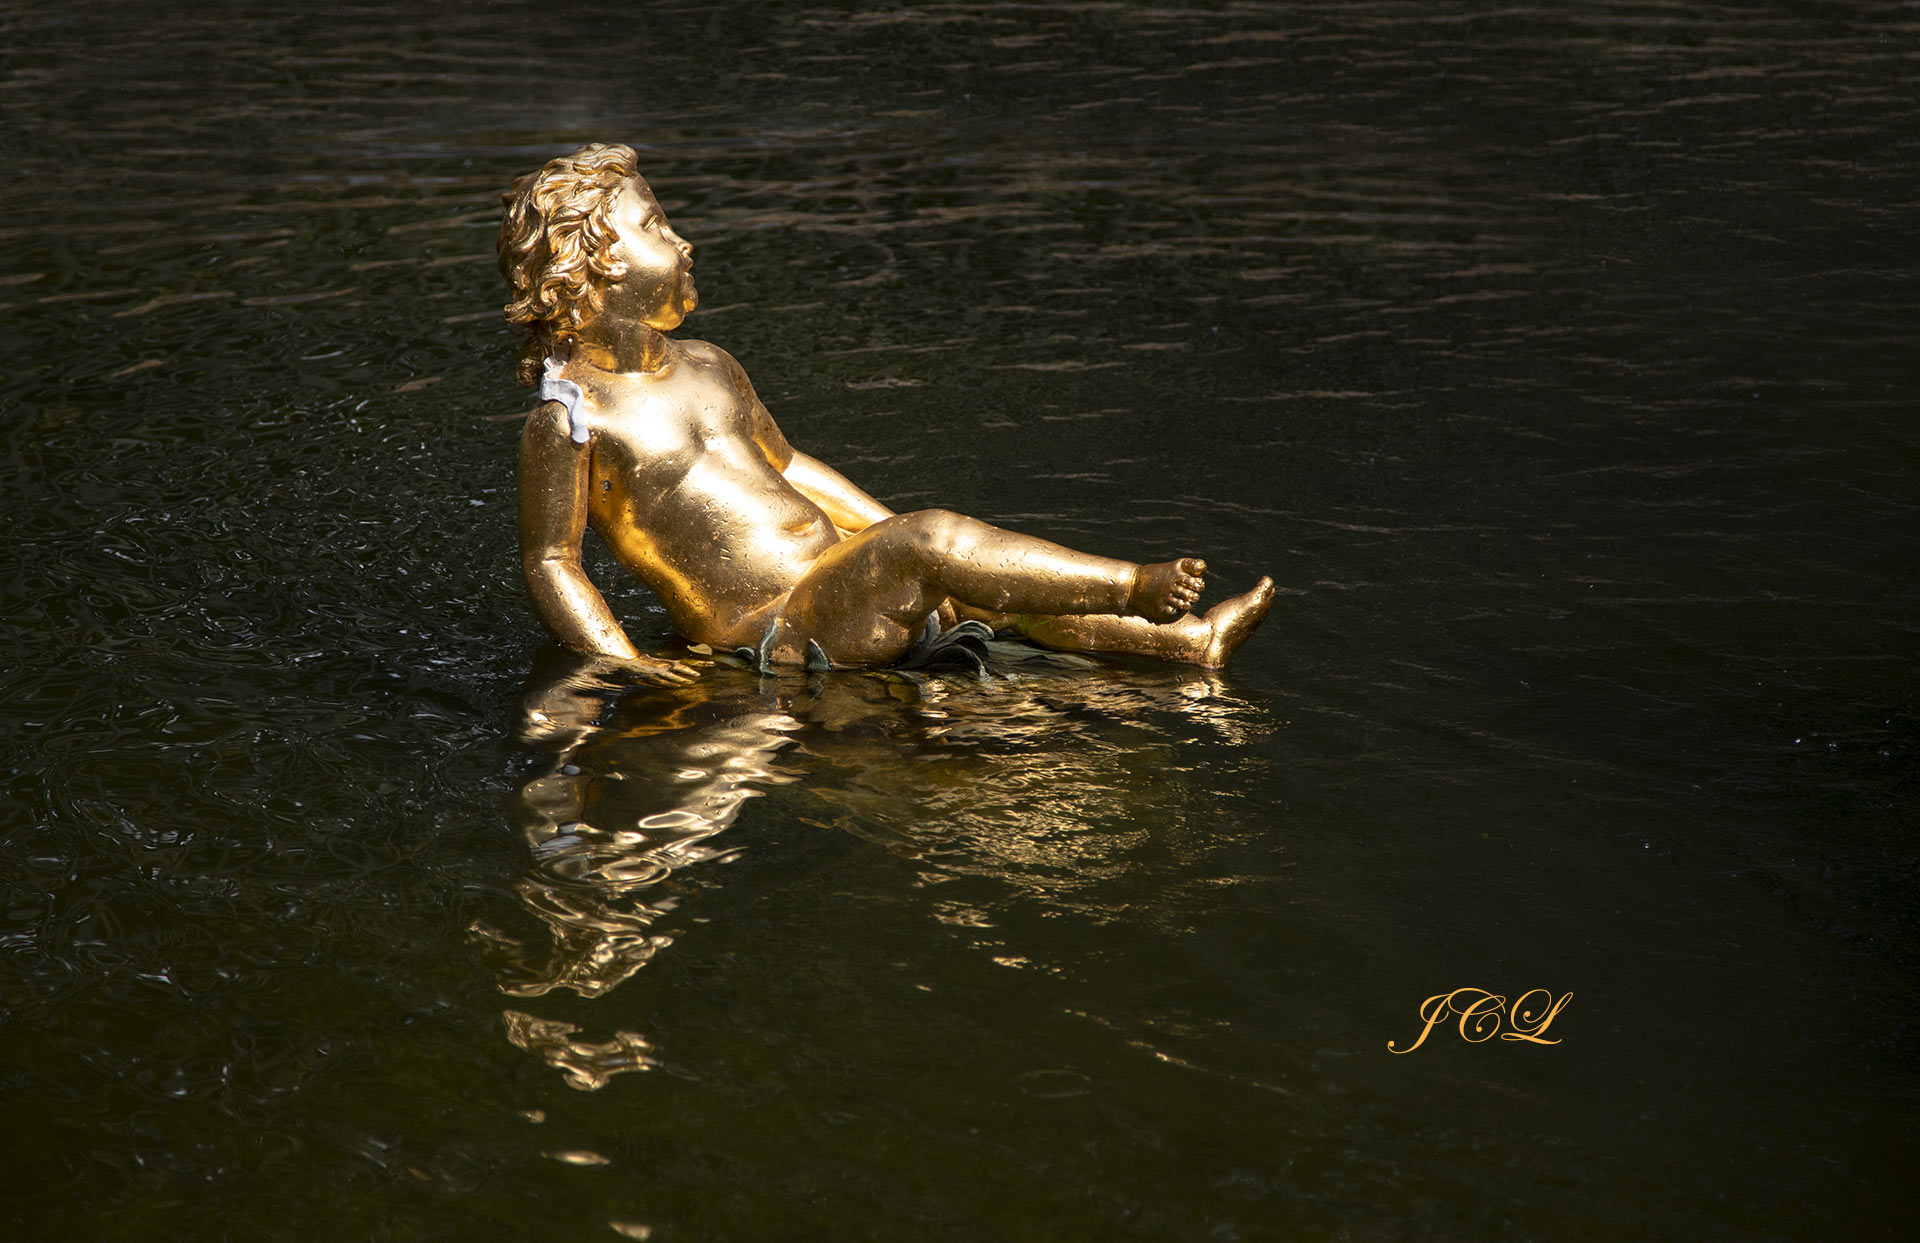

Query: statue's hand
left=619, top=654, right=701, bottom=686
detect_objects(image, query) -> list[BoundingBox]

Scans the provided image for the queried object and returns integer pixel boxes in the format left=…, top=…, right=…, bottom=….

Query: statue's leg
left=781, top=509, right=1195, bottom=666
left=1015, top=613, right=1205, bottom=660
left=1011, top=575, right=1275, bottom=668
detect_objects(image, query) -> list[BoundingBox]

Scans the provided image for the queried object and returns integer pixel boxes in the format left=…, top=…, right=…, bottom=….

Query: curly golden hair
left=498, top=142, right=639, bottom=386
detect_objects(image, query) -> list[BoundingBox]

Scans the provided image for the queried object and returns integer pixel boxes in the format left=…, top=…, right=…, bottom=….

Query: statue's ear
left=604, top=260, right=630, bottom=281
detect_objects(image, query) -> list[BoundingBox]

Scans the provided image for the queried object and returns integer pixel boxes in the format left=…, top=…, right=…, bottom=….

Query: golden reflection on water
left=476, top=644, right=1269, bottom=1090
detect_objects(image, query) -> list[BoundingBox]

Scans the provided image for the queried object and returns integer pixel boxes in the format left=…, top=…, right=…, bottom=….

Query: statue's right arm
left=518, top=402, right=696, bottom=686
left=519, top=402, right=638, bottom=658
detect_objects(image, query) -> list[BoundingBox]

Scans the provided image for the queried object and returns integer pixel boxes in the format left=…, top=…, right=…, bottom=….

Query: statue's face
left=604, top=176, right=697, bottom=330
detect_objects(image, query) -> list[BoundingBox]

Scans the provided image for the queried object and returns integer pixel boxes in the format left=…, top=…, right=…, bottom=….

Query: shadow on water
left=478, top=644, right=1270, bottom=1093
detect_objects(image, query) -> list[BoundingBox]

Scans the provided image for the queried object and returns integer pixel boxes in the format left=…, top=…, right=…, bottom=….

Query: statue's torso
left=575, top=342, right=837, bottom=646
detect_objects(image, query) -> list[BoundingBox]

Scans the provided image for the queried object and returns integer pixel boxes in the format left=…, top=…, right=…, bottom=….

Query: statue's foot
left=1129, top=558, right=1207, bottom=622
left=1198, top=576, right=1275, bottom=667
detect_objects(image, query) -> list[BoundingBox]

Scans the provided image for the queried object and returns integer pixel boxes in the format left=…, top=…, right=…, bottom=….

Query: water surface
left=3, top=2, right=1916, bottom=1239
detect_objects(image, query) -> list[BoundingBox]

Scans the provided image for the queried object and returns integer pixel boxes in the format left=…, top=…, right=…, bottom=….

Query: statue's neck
left=571, top=317, right=673, bottom=375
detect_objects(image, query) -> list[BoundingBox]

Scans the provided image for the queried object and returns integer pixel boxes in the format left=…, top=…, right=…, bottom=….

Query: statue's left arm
left=727, top=348, right=965, bottom=627
left=726, top=350, right=896, bottom=535
left=782, top=451, right=895, bottom=535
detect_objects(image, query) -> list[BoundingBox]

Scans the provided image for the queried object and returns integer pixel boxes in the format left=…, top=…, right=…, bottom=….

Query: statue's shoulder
left=675, top=337, right=745, bottom=374
left=519, top=393, right=578, bottom=452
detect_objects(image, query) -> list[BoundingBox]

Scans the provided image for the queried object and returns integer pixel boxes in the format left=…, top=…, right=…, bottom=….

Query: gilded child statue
left=500, top=143, right=1273, bottom=682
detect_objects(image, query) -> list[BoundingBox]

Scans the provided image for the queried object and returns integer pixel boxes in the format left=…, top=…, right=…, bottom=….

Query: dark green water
left=4, top=2, right=1916, bottom=1239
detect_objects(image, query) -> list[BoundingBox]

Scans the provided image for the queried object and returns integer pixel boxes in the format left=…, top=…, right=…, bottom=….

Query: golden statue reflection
left=472, top=646, right=804, bottom=1090
left=475, top=645, right=1271, bottom=1090
left=499, top=143, right=1274, bottom=682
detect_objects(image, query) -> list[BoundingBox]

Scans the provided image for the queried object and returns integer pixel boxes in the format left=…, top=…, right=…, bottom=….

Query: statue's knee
left=906, top=508, right=969, bottom=558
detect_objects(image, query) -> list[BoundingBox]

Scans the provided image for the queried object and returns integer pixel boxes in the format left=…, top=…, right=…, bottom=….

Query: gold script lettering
left=1500, top=989, right=1572, bottom=1044
left=1456, top=990, right=1506, bottom=1043
left=1389, top=989, right=1479, bottom=1054
left=1388, top=987, right=1570, bottom=1052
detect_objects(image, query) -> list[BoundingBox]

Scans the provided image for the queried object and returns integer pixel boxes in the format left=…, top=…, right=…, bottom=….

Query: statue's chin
left=645, top=284, right=695, bottom=331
